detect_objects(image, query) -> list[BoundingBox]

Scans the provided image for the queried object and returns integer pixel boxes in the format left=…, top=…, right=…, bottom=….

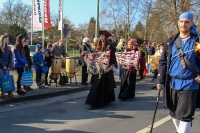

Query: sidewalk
left=0, top=70, right=123, bottom=105
left=0, top=70, right=153, bottom=105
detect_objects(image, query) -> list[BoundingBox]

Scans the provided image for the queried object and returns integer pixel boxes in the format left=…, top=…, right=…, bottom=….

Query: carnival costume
left=116, top=39, right=140, bottom=100
left=157, top=12, right=200, bottom=133
left=85, top=31, right=116, bottom=109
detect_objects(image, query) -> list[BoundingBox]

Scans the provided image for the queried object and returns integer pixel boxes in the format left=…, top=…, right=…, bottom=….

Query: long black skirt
left=118, top=69, right=136, bottom=99
left=85, top=71, right=116, bottom=108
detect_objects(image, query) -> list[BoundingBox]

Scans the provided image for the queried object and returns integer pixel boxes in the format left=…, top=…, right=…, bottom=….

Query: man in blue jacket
left=156, top=12, right=200, bottom=133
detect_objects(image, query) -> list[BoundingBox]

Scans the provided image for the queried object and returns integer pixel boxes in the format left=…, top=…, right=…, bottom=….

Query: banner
left=58, top=0, right=63, bottom=30
left=44, top=0, right=51, bottom=28
left=32, top=0, right=42, bottom=31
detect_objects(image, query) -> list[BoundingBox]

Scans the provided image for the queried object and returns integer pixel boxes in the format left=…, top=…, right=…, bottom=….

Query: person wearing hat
left=0, top=33, right=16, bottom=99
left=151, top=43, right=164, bottom=89
left=116, top=38, right=126, bottom=80
left=79, top=37, right=92, bottom=86
left=118, top=39, right=139, bottom=100
left=156, top=12, right=200, bottom=133
left=145, top=41, right=156, bottom=73
left=33, top=44, right=46, bottom=88
left=85, top=30, right=116, bottom=110
left=14, top=34, right=28, bottom=95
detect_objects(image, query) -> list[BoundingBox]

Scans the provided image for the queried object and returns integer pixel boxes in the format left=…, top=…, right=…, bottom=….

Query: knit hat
left=148, top=42, right=151, bottom=45
left=128, top=39, right=136, bottom=45
left=36, top=43, right=43, bottom=51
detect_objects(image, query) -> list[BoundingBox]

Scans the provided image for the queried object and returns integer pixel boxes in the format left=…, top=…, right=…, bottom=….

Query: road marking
left=136, top=115, right=171, bottom=133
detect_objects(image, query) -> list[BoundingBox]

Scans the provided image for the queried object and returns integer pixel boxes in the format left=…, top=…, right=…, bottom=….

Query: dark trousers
left=82, top=66, right=88, bottom=83
left=45, top=67, right=50, bottom=84
left=36, top=68, right=42, bottom=86
left=170, top=89, right=198, bottom=122
left=16, top=67, right=24, bottom=90
left=139, top=69, right=144, bottom=79
left=152, top=70, right=158, bottom=78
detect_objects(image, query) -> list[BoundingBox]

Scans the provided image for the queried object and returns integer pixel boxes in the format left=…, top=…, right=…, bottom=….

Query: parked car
left=29, top=45, right=36, bottom=57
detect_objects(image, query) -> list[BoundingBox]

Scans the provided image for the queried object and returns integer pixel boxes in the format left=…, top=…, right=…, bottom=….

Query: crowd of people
left=0, top=11, right=200, bottom=133
left=79, top=12, right=200, bottom=133
left=0, top=33, right=68, bottom=99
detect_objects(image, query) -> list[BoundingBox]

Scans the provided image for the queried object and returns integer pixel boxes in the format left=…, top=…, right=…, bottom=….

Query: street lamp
left=95, top=0, right=99, bottom=38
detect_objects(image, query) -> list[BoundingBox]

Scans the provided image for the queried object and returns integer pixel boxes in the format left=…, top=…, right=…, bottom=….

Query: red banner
left=44, top=0, right=51, bottom=28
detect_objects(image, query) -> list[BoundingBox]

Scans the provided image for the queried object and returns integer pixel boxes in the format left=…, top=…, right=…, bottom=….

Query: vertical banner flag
left=58, top=0, right=63, bottom=30
left=32, top=0, right=42, bottom=31
left=44, top=0, right=51, bottom=28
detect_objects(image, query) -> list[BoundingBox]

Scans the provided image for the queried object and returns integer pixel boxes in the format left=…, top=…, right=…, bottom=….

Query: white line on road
left=136, top=115, right=171, bottom=133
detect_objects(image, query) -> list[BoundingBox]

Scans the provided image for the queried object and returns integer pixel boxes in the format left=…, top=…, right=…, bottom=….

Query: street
left=0, top=78, right=200, bottom=133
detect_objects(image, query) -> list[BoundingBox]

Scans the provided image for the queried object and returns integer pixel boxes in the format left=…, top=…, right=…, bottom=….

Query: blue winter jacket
left=14, top=49, right=27, bottom=68
left=0, top=46, right=12, bottom=69
left=33, top=51, right=45, bottom=70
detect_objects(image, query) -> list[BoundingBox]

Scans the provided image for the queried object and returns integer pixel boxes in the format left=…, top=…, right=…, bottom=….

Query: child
left=33, top=44, right=45, bottom=88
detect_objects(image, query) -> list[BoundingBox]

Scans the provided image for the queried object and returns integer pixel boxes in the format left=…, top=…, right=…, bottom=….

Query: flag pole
left=61, top=0, right=63, bottom=40
left=42, top=0, right=45, bottom=48
left=31, top=0, right=33, bottom=45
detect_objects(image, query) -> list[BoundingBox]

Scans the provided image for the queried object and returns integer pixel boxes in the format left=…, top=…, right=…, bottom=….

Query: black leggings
left=82, top=66, right=88, bottom=83
left=16, top=67, right=24, bottom=90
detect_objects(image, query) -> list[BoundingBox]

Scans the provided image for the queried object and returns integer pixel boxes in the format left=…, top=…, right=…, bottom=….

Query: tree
left=7, top=24, right=27, bottom=44
left=0, top=23, right=8, bottom=35
left=0, top=0, right=31, bottom=30
left=134, top=21, right=144, bottom=32
left=88, top=17, right=96, bottom=42
left=100, top=0, right=141, bottom=39
left=153, top=0, right=200, bottom=36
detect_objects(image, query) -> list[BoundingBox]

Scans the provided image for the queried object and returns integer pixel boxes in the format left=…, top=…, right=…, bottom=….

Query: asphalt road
left=0, top=78, right=200, bottom=133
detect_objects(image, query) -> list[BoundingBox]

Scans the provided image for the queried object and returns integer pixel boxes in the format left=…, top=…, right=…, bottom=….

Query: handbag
left=1, top=75, right=15, bottom=93
left=41, top=65, right=48, bottom=73
left=143, top=68, right=147, bottom=77
left=20, top=67, right=33, bottom=86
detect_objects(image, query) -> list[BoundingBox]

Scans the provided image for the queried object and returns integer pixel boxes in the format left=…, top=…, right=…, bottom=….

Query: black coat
left=79, top=43, right=92, bottom=66
left=24, top=46, right=33, bottom=66
left=157, top=32, right=200, bottom=109
left=44, top=49, right=54, bottom=67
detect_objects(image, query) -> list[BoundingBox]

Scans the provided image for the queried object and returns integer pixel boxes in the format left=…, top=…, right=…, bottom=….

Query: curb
left=0, top=82, right=121, bottom=105
left=0, top=86, right=91, bottom=105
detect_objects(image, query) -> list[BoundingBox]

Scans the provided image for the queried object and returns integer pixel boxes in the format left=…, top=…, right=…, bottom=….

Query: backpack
left=57, top=72, right=68, bottom=85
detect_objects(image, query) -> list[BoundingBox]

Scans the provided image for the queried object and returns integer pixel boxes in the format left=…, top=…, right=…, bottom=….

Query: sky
left=0, top=0, right=97, bottom=27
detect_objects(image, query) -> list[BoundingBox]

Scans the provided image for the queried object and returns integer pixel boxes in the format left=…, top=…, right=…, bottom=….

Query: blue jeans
left=0, top=69, right=10, bottom=89
left=147, top=64, right=152, bottom=73
left=118, top=63, right=121, bottom=79
left=36, top=68, right=42, bottom=86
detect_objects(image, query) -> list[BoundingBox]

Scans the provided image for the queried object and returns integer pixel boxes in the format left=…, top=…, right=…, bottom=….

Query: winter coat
left=33, top=51, right=45, bottom=70
left=14, top=49, right=27, bottom=68
left=24, top=46, right=33, bottom=66
left=0, top=46, right=12, bottom=69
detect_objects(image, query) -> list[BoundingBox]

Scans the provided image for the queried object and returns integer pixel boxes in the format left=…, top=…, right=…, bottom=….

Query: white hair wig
left=82, top=37, right=90, bottom=43
left=93, top=38, right=98, bottom=42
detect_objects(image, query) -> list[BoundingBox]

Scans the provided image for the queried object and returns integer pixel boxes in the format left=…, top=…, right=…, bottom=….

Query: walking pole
left=150, top=88, right=161, bottom=133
